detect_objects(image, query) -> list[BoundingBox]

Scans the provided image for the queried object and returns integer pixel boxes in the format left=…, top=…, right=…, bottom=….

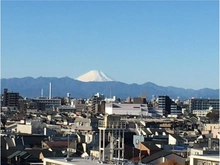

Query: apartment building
left=189, top=98, right=219, bottom=112
left=2, top=88, right=19, bottom=108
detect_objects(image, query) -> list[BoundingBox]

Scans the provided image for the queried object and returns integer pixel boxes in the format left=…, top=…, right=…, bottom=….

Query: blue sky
left=1, top=1, right=219, bottom=89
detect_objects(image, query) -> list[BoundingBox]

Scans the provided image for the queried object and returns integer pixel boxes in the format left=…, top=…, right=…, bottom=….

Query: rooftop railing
left=98, top=120, right=126, bottom=129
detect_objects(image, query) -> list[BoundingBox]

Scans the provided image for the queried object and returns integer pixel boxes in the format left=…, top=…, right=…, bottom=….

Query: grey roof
left=75, top=117, right=90, bottom=123
left=4, top=148, right=19, bottom=158
left=150, top=128, right=166, bottom=134
left=21, top=134, right=48, bottom=147
left=15, top=137, right=24, bottom=146
left=23, top=154, right=31, bottom=160
left=51, top=136, right=77, bottom=141
left=41, top=150, right=64, bottom=157
left=141, top=150, right=173, bottom=163
left=16, top=151, right=29, bottom=158
left=24, top=149, right=43, bottom=160
left=7, top=151, right=22, bottom=159
left=141, top=142, right=161, bottom=151
left=193, top=142, right=208, bottom=149
left=141, top=128, right=152, bottom=135
left=169, top=133, right=184, bottom=141
left=5, top=137, right=15, bottom=147
left=184, top=136, right=197, bottom=142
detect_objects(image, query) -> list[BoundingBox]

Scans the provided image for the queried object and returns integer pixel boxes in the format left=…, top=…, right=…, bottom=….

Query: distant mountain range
left=1, top=75, right=219, bottom=100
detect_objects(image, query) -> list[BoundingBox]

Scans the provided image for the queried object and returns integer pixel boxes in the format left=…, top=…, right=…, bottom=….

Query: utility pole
left=67, top=133, right=70, bottom=158
left=65, top=128, right=71, bottom=162
left=132, top=147, right=134, bottom=162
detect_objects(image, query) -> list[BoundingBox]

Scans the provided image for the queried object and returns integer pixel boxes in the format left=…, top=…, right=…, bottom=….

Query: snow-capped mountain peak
left=76, top=70, right=114, bottom=82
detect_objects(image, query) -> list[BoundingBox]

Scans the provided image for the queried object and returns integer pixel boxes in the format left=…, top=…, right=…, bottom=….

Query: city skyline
left=1, top=1, right=219, bottom=90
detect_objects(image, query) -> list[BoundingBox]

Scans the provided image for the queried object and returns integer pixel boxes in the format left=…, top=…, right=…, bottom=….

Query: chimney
left=41, top=89, right=44, bottom=97
left=49, top=82, right=52, bottom=99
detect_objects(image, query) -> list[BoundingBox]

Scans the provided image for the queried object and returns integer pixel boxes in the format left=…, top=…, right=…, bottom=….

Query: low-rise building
left=17, top=124, right=32, bottom=134
left=168, top=134, right=185, bottom=146
left=32, top=98, right=61, bottom=111
left=141, top=150, right=186, bottom=165
left=43, top=157, right=113, bottom=165
left=105, top=103, right=148, bottom=116
left=71, top=117, right=100, bottom=133
left=193, top=107, right=213, bottom=117
left=138, top=142, right=161, bottom=155
left=204, top=124, right=220, bottom=131
left=189, top=154, right=220, bottom=165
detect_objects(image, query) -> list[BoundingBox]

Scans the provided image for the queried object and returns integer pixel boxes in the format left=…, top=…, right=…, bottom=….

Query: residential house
left=39, top=150, right=65, bottom=160
left=21, top=134, right=48, bottom=148
left=6, top=149, right=43, bottom=165
left=141, top=150, right=186, bottom=165
left=189, top=154, right=220, bottom=165
left=71, top=117, right=100, bottom=133
left=42, top=141, right=69, bottom=152
left=157, top=160, right=182, bottom=165
left=203, top=124, right=220, bottom=131
left=138, top=142, right=161, bottom=155
left=124, top=145, right=147, bottom=163
left=168, top=134, right=185, bottom=146
left=212, top=128, right=220, bottom=139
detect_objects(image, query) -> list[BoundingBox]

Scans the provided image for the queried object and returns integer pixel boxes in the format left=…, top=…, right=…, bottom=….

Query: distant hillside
left=1, top=77, right=219, bottom=100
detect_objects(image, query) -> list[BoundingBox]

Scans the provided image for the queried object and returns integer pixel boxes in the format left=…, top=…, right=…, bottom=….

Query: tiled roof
left=150, top=128, right=166, bottom=133
left=141, top=142, right=161, bottom=151
left=157, top=160, right=182, bottom=165
left=169, top=133, right=184, bottom=141
left=41, top=150, right=64, bottom=157
left=141, top=150, right=172, bottom=163
left=7, top=151, right=22, bottom=159
left=45, top=141, right=69, bottom=148
left=5, top=137, right=15, bottom=147
left=141, top=128, right=152, bottom=134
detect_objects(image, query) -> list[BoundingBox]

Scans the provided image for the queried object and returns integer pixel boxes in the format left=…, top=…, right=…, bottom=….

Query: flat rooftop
left=43, top=158, right=130, bottom=165
left=190, top=154, right=220, bottom=161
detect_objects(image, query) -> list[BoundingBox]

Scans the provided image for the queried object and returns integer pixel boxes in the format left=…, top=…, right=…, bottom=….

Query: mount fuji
left=76, top=70, right=114, bottom=82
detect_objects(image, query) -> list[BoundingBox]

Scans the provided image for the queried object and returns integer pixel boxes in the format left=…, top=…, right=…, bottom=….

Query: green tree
left=206, top=111, right=219, bottom=123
